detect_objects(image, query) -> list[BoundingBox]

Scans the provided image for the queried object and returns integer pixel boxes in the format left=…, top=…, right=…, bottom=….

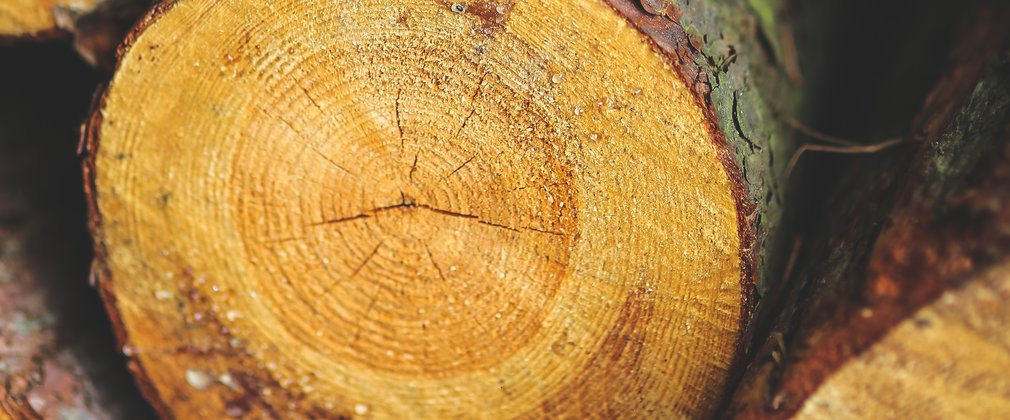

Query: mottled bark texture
left=662, top=0, right=812, bottom=410
left=673, top=0, right=799, bottom=295
left=659, top=0, right=802, bottom=357
left=726, top=1, right=1010, bottom=417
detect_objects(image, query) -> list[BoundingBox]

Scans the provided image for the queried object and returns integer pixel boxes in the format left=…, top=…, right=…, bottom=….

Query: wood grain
left=85, top=0, right=757, bottom=417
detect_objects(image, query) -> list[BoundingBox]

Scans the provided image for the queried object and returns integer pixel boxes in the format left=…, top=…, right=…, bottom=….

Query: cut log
left=0, top=0, right=149, bottom=69
left=0, top=0, right=101, bottom=39
left=82, top=0, right=796, bottom=417
left=798, top=261, right=1010, bottom=418
left=727, top=5, right=1010, bottom=417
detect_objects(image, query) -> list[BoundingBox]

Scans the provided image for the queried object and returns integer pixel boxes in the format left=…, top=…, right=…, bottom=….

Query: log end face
left=87, top=0, right=754, bottom=417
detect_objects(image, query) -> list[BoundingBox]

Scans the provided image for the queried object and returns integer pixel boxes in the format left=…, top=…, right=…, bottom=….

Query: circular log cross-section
left=86, top=0, right=747, bottom=417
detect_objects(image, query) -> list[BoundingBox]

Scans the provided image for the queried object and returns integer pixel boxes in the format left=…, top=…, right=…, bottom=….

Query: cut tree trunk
left=82, top=0, right=796, bottom=417
left=727, top=3, right=1010, bottom=418
left=0, top=0, right=149, bottom=69
left=0, top=0, right=101, bottom=39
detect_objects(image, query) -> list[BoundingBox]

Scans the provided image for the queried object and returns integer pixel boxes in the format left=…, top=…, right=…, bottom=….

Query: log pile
left=0, top=0, right=1007, bottom=418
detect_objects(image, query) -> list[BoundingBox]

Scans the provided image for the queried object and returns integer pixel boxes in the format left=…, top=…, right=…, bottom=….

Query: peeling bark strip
left=727, top=2, right=1010, bottom=417
left=82, top=0, right=795, bottom=417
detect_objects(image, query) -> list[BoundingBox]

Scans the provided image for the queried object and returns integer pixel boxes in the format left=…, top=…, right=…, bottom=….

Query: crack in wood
left=340, top=241, right=383, bottom=291
left=445, top=154, right=477, bottom=179
left=409, top=153, right=419, bottom=183
left=453, top=73, right=488, bottom=140
left=424, top=244, right=448, bottom=282
left=254, top=104, right=353, bottom=175
left=395, top=88, right=404, bottom=151
left=309, top=195, right=562, bottom=238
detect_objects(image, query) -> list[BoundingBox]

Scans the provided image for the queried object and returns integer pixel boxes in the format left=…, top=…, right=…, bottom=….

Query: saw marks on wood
left=90, top=0, right=744, bottom=417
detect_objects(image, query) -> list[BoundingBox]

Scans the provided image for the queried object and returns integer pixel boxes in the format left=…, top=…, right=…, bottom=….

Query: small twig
left=785, top=137, right=904, bottom=183
left=780, top=114, right=858, bottom=146
left=782, top=236, right=802, bottom=287
left=778, top=112, right=905, bottom=183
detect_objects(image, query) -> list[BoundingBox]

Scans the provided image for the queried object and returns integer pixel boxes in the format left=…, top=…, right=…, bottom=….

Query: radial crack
left=417, top=203, right=478, bottom=219
left=478, top=220, right=520, bottom=232
left=395, top=88, right=404, bottom=151
left=524, top=226, right=569, bottom=237
left=310, top=148, right=353, bottom=175
left=255, top=104, right=353, bottom=175
left=424, top=244, right=448, bottom=282
left=291, top=75, right=325, bottom=112
left=311, top=197, right=548, bottom=238
left=351, top=284, right=383, bottom=345
left=452, top=73, right=488, bottom=140
left=454, top=108, right=478, bottom=140
left=346, top=241, right=383, bottom=285
left=409, top=153, right=418, bottom=183
left=311, top=213, right=370, bottom=226
left=445, top=154, right=477, bottom=179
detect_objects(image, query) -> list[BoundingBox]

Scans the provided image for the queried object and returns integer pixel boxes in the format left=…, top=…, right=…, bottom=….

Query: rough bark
left=0, top=44, right=152, bottom=419
left=726, top=2, right=1010, bottom=417
left=81, top=0, right=799, bottom=418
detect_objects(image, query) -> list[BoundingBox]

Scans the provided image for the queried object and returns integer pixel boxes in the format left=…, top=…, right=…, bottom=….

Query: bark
left=81, top=0, right=801, bottom=418
left=661, top=0, right=801, bottom=324
left=726, top=2, right=1010, bottom=417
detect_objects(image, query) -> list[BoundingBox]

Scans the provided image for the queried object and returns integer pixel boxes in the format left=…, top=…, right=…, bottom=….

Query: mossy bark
left=653, top=1, right=804, bottom=409
left=666, top=0, right=799, bottom=297
left=642, top=0, right=803, bottom=359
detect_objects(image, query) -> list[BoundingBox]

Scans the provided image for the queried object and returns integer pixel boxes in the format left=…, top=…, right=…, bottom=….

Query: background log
left=0, top=0, right=148, bottom=69
left=727, top=1, right=1010, bottom=417
left=0, top=42, right=152, bottom=420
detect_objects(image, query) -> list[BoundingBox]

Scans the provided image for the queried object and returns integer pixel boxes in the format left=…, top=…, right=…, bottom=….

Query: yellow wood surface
left=93, top=0, right=744, bottom=417
left=798, top=260, right=1010, bottom=419
left=0, top=0, right=99, bottom=37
